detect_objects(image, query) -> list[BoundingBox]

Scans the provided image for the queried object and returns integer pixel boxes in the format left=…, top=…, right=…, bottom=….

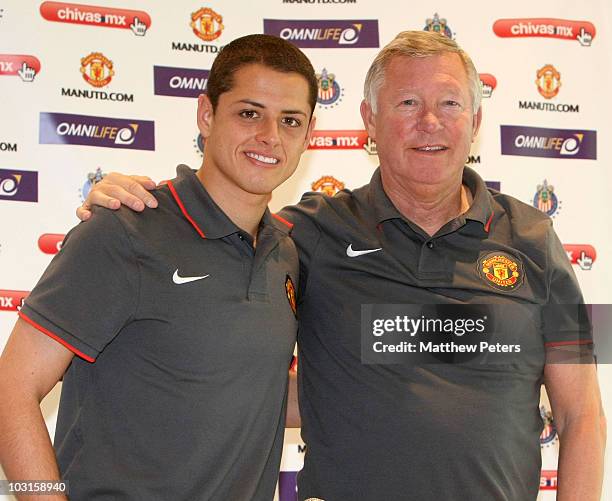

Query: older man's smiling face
left=362, top=53, right=481, bottom=191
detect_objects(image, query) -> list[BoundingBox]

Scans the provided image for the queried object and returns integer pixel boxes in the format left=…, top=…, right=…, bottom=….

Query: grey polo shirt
left=280, top=166, right=590, bottom=501
left=20, top=165, right=299, bottom=501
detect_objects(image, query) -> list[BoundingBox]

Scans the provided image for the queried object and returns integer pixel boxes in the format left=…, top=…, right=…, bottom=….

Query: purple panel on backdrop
left=278, top=471, right=298, bottom=501
left=500, top=125, right=596, bottom=160
left=154, top=66, right=210, bottom=98
left=0, top=168, right=38, bottom=202
left=264, top=19, right=379, bottom=48
left=39, top=112, right=155, bottom=151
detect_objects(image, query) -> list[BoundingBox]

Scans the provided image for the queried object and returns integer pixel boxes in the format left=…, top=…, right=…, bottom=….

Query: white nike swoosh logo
left=172, top=269, right=210, bottom=284
left=346, top=244, right=382, bottom=257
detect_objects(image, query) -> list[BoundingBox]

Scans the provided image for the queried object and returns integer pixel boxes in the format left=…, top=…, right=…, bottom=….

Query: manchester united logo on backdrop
left=478, top=252, right=523, bottom=291
left=190, top=8, right=224, bottom=42
left=536, top=64, right=561, bottom=99
left=311, top=176, right=345, bottom=196
left=285, top=275, right=297, bottom=317
left=80, top=52, right=114, bottom=88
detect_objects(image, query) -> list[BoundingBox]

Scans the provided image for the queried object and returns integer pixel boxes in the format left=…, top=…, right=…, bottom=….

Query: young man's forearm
left=0, top=391, right=67, bottom=501
left=0, top=319, right=75, bottom=500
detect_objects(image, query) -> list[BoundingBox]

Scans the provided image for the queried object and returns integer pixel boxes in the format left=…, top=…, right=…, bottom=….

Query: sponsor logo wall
left=1, top=3, right=610, bottom=500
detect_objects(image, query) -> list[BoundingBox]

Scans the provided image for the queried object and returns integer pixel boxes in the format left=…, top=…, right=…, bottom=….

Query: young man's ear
left=197, top=93, right=214, bottom=138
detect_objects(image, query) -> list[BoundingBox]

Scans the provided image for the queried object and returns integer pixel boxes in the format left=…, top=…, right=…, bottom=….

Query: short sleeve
left=278, top=193, right=325, bottom=299
left=19, top=207, right=140, bottom=362
left=541, top=222, right=592, bottom=348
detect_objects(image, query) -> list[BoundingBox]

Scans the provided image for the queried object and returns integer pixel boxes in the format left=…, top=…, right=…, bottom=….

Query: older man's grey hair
left=363, top=31, right=482, bottom=114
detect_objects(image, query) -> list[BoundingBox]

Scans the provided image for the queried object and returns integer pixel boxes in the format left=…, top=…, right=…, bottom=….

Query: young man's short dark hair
left=207, top=34, right=318, bottom=116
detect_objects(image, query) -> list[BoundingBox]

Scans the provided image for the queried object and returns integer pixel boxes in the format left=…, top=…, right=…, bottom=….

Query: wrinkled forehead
left=385, top=52, right=469, bottom=79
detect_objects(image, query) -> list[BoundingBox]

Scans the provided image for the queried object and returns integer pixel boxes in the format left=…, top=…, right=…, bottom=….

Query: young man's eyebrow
left=238, top=100, right=308, bottom=117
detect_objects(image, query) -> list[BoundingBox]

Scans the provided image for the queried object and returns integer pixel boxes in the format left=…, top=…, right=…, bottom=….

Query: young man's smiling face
left=198, top=63, right=315, bottom=200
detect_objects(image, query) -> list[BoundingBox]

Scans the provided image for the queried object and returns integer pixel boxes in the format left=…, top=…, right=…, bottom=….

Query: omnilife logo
left=0, top=169, right=38, bottom=202
left=40, top=1, right=151, bottom=35
left=39, top=112, right=154, bottom=151
left=264, top=19, right=379, bottom=48
left=500, top=125, right=596, bottom=160
left=154, top=66, right=209, bottom=98
left=493, top=18, right=595, bottom=46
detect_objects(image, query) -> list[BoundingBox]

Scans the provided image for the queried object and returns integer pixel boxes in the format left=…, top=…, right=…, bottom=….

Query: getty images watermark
left=361, top=304, right=604, bottom=365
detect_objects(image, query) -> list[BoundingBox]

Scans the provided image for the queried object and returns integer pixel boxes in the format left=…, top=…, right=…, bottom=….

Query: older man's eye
left=401, top=99, right=416, bottom=106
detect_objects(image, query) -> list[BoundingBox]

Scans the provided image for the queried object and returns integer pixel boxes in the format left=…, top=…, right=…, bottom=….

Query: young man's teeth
left=246, top=152, right=279, bottom=164
left=418, top=146, right=444, bottom=151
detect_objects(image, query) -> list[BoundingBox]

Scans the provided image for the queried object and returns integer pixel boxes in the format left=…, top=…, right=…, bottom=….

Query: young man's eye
left=239, top=110, right=258, bottom=119
left=282, top=117, right=302, bottom=128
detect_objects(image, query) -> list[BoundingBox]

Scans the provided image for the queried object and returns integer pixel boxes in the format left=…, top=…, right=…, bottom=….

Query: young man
left=78, top=31, right=605, bottom=501
left=0, top=34, right=316, bottom=501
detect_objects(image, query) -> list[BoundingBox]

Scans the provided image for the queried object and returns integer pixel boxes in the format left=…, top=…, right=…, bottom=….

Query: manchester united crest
left=80, top=52, right=114, bottom=88
left=285, top=275, right=297, bottom=317
left=311, top=176, right=345, bottom=197
left=190, top=8, right=224, bottom=42
left=536, top=64, right=561, bottom=99
left=478, top=252, right=523, bottom=291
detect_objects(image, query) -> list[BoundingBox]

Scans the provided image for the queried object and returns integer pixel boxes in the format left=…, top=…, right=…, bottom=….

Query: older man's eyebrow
left=238, top=99, right=308, bottom=117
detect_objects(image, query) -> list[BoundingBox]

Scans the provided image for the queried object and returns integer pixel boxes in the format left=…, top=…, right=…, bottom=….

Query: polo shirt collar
left=368, top=165, right=494, bottom=233
left=166, top=165, right=292, bottom=239
left=166, top=165, right=241, bottom=239
left=369, top=168, right=404, bottom=224
left=461, top=166, right=494, bottom=232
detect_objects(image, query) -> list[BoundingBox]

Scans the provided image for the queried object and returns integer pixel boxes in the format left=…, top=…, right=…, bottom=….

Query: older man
left=77, top=31, right=605, bottom=500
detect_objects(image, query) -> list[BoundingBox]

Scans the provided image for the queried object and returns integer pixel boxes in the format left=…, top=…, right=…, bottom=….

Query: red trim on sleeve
left=289, top=355, right=298, bottom=372
left=544, top=339, right=593, bottom=348
left=272, top=213, right=294, bottom=229
left=18, top=311, right=96, bottom=363
left=484, top=212, right=494, bottom=233
left=167, top=180, right=206, bottom=238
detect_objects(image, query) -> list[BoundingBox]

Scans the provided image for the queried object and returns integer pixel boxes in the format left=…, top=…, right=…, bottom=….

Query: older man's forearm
left=556, top=413, right=606, bottom=500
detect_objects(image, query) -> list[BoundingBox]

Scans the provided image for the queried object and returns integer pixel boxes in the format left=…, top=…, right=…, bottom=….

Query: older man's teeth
left=246, top=152, right=279, bottom=164
left=417, top=146, right=445, bottom=151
